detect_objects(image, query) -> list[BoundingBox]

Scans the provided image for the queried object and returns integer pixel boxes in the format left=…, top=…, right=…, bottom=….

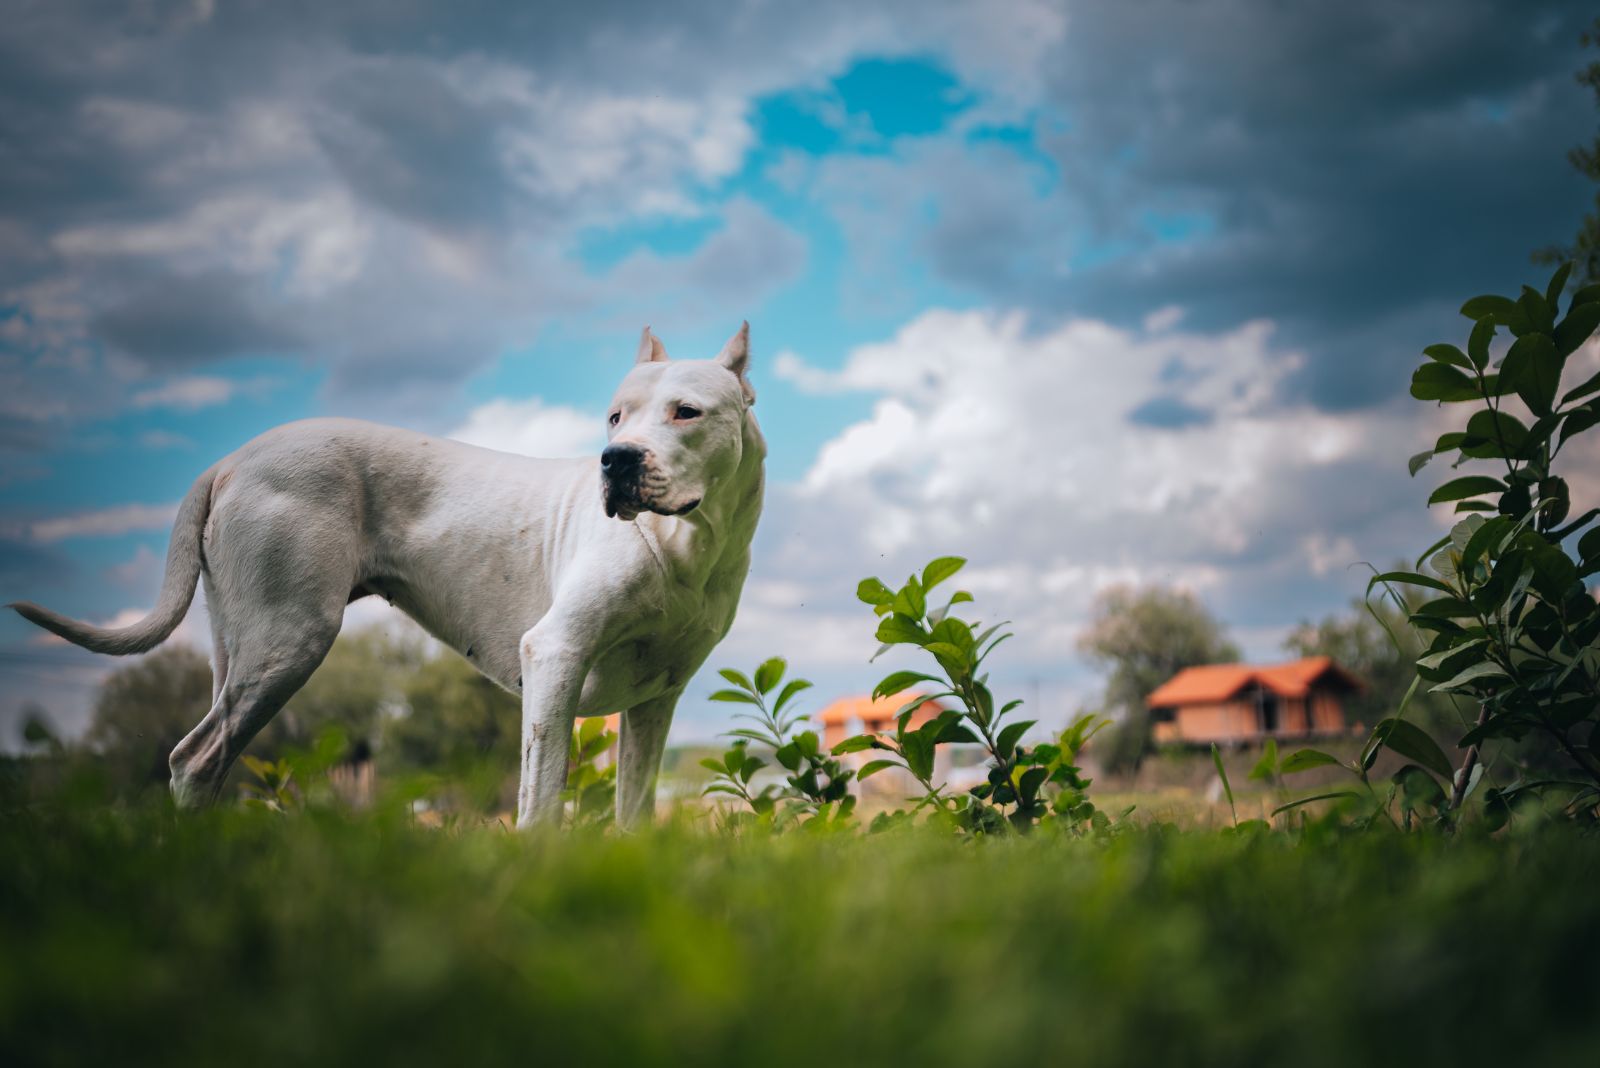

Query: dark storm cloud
left=0, top=0, right=853, bottom=429
left=92, top=273, right=303, bottom=368
left=913, top=1, right=1597, bottom=410
left=312, top=61, right=515, bottom=234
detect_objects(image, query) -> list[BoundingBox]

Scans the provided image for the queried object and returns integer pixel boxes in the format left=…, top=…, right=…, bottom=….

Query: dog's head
left=600, top=322, right=756, bottom=521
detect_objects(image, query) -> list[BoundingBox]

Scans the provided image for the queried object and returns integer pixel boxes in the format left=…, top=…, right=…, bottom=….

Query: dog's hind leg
left=169, top=500, right=354, bottom=808
left=168, top=606, right=342, bottom=807
left=202, top=572, right=229, bottom=704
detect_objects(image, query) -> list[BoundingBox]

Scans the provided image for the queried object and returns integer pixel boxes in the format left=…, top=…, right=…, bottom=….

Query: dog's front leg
left=515, top=623, right=593, bottom=828
left=616, top=689, right=681, bottom=831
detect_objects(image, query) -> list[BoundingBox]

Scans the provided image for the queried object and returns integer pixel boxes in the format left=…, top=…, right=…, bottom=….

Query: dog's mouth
left=602, top=479, right=700, bottom=521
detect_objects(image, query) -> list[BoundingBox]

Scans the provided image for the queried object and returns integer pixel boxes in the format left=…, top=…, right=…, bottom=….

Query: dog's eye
left=674, top=405, right=702, bottom=421
left=608, top=411, right=621, bottom=427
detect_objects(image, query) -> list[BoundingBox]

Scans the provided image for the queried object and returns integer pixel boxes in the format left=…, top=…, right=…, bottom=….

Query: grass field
left=3, top=781, right=1597, bottom=1068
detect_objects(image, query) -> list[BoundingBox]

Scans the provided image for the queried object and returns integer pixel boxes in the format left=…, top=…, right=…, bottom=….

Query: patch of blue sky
left=571, top=214, right=724, bottom=274
left=744, top=53, right=974, bottom=170
left=0, top=358, right=320, bottom=513
left=964, top=117, right=1060, bottom=189
left=1140, top=209, right=1217, bottom=244
left=833, top=56, right=973, bottom=138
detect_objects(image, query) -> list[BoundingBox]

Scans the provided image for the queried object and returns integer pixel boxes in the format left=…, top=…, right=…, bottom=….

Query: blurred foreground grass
left=2, top=788, right=1597, bottom=1067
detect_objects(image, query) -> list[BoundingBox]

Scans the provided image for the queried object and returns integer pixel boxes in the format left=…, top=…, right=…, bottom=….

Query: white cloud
left=781, top=307, right=1398, bottom=557
left=24, top=502, right=179, bottom=543
left=108, top=544, right=161, bottom=587
left=130, top=375, right=233, bottom=411
left=448, top=397, right=604, bottom=459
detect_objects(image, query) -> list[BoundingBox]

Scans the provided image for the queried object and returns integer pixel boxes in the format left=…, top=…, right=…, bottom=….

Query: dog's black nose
left=600, top=443, right=644, bottom=474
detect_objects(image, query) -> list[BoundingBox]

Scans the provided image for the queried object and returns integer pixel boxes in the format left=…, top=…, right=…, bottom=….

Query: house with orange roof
left=816, top=690, right=959, bottom=790
left=1145, top=656, right=1363, bottom=746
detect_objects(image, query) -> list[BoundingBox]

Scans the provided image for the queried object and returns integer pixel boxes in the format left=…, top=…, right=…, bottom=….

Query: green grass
left=2, top=790, right=1597, bottom=1067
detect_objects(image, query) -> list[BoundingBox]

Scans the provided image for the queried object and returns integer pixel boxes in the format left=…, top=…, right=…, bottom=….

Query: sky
left=1, top=0, right=1597, bottom=748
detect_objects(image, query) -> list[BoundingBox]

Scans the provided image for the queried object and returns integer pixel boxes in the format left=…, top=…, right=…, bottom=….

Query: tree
left=1283, top=580, right=1464, bottom=740
left=381, top=651, right=519, bottom=772
left=85, top=645, right=213, bottom=795
left=262, top=627, right=420, bottom=760
left=1078, top=586, right=1239, bottom=772
left=1536, top=17, right=1600, bottom=283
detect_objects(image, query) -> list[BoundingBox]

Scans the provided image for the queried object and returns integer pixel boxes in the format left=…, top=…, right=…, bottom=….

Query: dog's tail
left=9, top=467, right=216, bottom=655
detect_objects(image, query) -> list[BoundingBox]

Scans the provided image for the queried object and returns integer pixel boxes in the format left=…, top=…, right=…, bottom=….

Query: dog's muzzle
left=600, top=443, right=700, bottom=520
left=601, top=443, right=651, bottom=520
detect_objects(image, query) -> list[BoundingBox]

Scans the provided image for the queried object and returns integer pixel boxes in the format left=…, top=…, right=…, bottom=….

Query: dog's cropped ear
left=716, top=321, right=755, bottom=404
left=636, top=326, right=669, bottom=364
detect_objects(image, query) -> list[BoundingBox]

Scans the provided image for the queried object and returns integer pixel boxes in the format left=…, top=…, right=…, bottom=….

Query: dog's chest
left=580, top=594, right=731, bottom=713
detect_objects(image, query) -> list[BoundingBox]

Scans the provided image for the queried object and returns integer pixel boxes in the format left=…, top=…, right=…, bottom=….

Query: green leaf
left=1211, top=743, right=1237, bottom=825
left=1467, top=318, right=1496, bottom=369
left=892, top=578, right=926, bottom=620
left=1248, top=738, right=1279, bottom=782
left=1428, top=475, right=1506, bottom=506
left=771, top=677, right=813, bottom=714
left=1279, top=748, right=1341, bottom=775
left=1423, top=343, right=1472, bottom=368
left=1410, top=362, right=1479, bottom=402
left=857, top=759, right=901, bottom=781
left=1410, top=597, right=1476, bottom=619
left=875, top=614, right=928, bottom=646
left=1370, top=718, right=1455, bottom=781
left=1460, top=293, right=1520, bottom=322
left=1407, top=449, right=1434, bottom=476
left=894, top=693, right=947, bottom=730
left=774, top=742, right=801, bottom=772
left=923, top=641, right=969, bottom=665
left=996, top=720, right=1036, bottom=761
left=1393, top=764, right=1446, bottom=812
left=1555, top=298, right=1600, bottom=356
left=753, top=657, right=785, bottom=695
left=1462, top=409, right=1529, bottom=458
left=920, top=556, right=966, bottom=592
left=1368, top=570, right=1454, bottom=595
left=856, top=577, right=893, bottom=606
left=938, top=722, right=982, bottom=745
left=1416, top=638, right=1487, bottom=672
left=1018, top=766, right=1049, bottom=806
left=831, top=735, right=880, bottom=755
left=1562, top=367, right=1600, bottom=405
left=699, top=758, right=728, bottom=775
left=1499, top=332, right=1561, bottom=415
left=1271, top=791, right=1361, bottom=817
left=1561, top=401, right=1600, bottom=448
left=1428, top=662, right=1509, bottom=696
left=717, top=668, right=755, bottom=692
left=709, top=689, right=762, bottom=705
left=1520, top=285, right=1554, bottom=334
left=1580, top=524, right=1600, bottom=562
left=871, top=670, right=941, bottom=701
left=1546, top=261, right=1574, bottom=308
left=901, top=732, right=936, bottom=782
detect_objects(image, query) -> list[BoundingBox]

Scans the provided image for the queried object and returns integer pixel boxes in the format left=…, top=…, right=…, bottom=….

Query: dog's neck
left=640, top=408, right=765, bottom=588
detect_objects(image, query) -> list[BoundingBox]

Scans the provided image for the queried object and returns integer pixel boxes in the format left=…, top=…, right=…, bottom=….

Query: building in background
left=1145, top=656, right=1364, bottom=747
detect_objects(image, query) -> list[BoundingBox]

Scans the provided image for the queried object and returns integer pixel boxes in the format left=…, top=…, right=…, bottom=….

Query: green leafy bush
left=841, top=556, right=1110, bottom=834
left=1388, top=262, right=1600, bottom=818
left=700, top=658, right=856, bottom=828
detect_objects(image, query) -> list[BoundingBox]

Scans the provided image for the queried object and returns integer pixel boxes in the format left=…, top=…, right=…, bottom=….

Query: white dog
left=11, top=324, right=765, bottom=828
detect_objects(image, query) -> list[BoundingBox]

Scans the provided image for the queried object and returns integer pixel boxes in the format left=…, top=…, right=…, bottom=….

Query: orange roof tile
left=1145, top=656, right=1362, bottom=708
left=816, top=690, right=948, bottom=725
